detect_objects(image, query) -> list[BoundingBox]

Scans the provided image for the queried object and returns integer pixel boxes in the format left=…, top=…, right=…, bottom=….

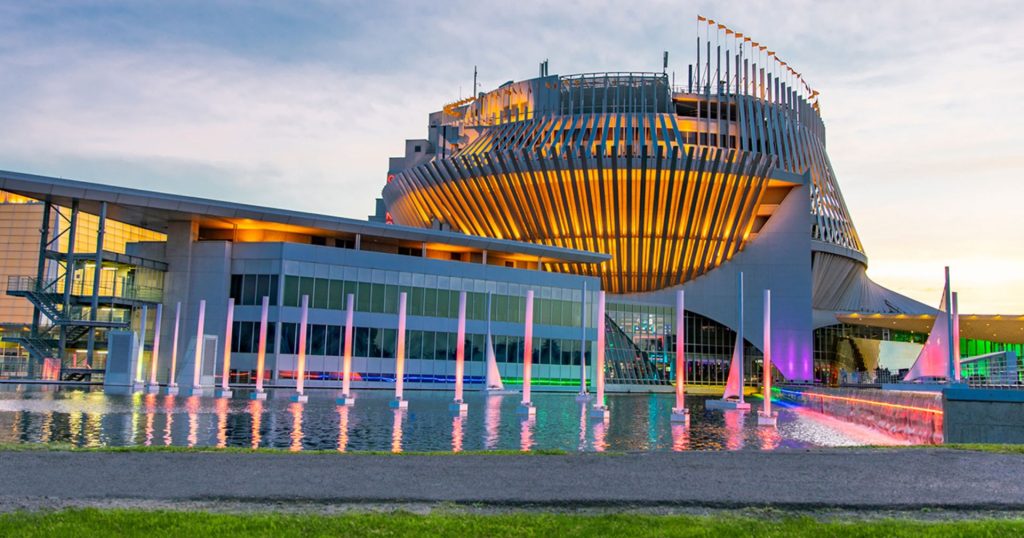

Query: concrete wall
left=944, top=388, right=1024, bottom=444
left=614, top=183, right=814, bottom=381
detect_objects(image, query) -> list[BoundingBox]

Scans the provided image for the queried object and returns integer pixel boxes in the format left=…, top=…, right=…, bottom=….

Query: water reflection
left=671, top=423, right=690, bottom=452
left=0, top=386, right=914, bottom=452
left=520, top=415, right=535, bottom=452
left=724, top=410, right=746, bottom=450
left=451, top=414, right=464, bottom=453
left=391, top=408, right=405, bottom=453
left=249, top=399, right=263, bottom=449
left=289, top=403, right=303, bottom=452
left=337, top=405, right=349, bottom=452
left=483, top=395, right=502, bottom=449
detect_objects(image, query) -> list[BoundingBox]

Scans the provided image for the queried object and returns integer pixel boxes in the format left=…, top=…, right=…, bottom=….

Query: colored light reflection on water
left=0, top=385, right=907, bottom=452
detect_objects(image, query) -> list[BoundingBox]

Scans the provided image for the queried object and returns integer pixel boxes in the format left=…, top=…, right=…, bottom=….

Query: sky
left=0, top=0, right=1021, bottom=314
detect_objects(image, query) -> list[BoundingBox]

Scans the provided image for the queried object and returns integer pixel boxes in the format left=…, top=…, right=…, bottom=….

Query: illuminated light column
left=449, top=291, right=468, bottom=413
left=165, top=302, right=181, bottom=396
left=945, top=266, right=955, bottom=384
left=575, top=282, right=590, bottom=402
left=217, top=298, right=235, bottom=398
left=336, top=293, right=356, bottom=406
left=517, top=290, right=536, bottom=416
left=250, top=295, right=269, bottom=400
left=291, top=295, right=310, bottom=403
left=671, top=290, right=690, bottom=424
left=758, top=289, right=778, bottom=426
left=145, top=304, right=163, bottom=394
left=589, top=291, right=609, bottom=420
left=133, top=304, right=148, bottom=391
left=188, top=300, right=206, bottom=396
left=389, top=292, right=409, bottom=409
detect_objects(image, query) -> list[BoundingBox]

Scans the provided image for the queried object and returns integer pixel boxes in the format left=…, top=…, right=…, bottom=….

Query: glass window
left=280, top=323, right=298, bottom=355
left=494, top=295, right=508, bottom=322
left=355, top=327, right=370, bottom=357
left=342, top=281, right=358, bottom=307
left=471, top=333, right=484, bottom=361
left=406, top=330, right=421, bottom=360
left=314, top=278, right=330, bottom=309
left=369, top=328, right=383, bottom=357
left=230, top=275, right=243, bottom=304
left=370, top=283, right=386, bottom=313
left=435, top=331, right=449, bottom=361
left=423, top=288, right=437, bottom=317
left=326, top=325, right=341, bottom=356
left=255, top=275, right=271, bottom=305
left=381, top=328, right=396, bottom=359
left=328, top=279, right=344, bottom=310
left=356, top=282, right=372, bottom=312
left=269, top=275, right=279, bottom=306
left=242, top=275, right=257, bottom=306
left=283, top=276, right=299, bottom=307
left=310, top=324, right=327, bottom=356
left=409, top=286, right=424, bottom=316
left=299, top=277, right=315, bottom=304
left=383, top=285, right=398, bottom=314
left=422, top=332, right=436, bottom=360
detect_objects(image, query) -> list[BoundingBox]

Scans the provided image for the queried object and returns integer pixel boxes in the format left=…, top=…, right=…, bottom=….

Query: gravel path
left=1, top=449, right=1022, bottom=512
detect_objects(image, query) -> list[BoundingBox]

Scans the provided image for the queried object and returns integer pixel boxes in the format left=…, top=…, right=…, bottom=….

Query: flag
left=697, top=15, right=707, bottom=22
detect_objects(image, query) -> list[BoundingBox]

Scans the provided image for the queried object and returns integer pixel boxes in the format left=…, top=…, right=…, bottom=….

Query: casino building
left=0, top=23, right=1020, bottom=389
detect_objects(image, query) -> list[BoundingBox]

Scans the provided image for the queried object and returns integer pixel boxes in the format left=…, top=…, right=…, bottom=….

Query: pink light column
left=450, top=291, right=468, bottom=413
left=292, top=295, right=310, bottom=402
left=671, top=290, right=689, bottom=423
left=218, top=299, right=234, bottom=398
left=146, top=304, right=163, bottom=394
left=390, top=292, right=408, bottom=408
left=758, top=289, right=777, bottom=426
left=189, top=300, right=206, bottom=395
left=337, top=293, right=356, bottom=405
left=166, top=302, right=181, bottom=395
left=589, top=290, right=608, bottom=420
left=518, top=290, right=535, bottom=415
left=251, top=295, right=269, bottom=400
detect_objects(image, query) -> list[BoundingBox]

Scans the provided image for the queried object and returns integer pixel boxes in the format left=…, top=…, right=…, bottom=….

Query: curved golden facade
left=384, top=72, right=860, bottom=293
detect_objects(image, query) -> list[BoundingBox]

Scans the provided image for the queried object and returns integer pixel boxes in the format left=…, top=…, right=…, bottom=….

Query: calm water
left=0, top=385, right=899, bottom=452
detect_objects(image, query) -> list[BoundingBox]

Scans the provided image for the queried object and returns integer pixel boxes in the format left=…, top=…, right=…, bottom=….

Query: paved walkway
left=2, top=449, right=1022, bottom=510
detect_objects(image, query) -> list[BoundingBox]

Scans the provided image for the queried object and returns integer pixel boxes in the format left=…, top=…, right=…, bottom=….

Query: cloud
left=0, top=0, right=1021, bottom=312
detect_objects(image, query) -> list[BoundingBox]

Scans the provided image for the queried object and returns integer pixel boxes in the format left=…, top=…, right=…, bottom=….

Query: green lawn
left=0, top=510, right=1021, bottom=537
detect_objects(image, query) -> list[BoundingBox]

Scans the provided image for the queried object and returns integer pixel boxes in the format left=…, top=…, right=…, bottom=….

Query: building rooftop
left=0, top=169, right=610, bottom=266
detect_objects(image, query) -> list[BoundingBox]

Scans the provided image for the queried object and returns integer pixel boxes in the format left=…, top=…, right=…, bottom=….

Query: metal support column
left=58, top=200, right=80, bottom=356
left=31, top=200, right=52, bottom=337
left=86, top=202, right=107, bottom=365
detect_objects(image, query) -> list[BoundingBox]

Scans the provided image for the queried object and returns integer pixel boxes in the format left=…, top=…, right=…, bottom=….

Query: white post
left=292, top=295, right=309, bottom=402
left=390, top=292, right=409, bottom=408
left=450, top=291, right=468, bottom=413
left=737, top=272, right=745, bottom=404
left=189, top=299, right=206, bottom=395
left=133, top=304, right=148, bottom=389
left=218, top=298, right=235, bottom=398
left=251, top=295, right=269, bottom=400
left=575, top=282, right=590, bottom=402
left=671, top=290, right=689, bottom=423
left=518, top=290, right=536, bottom=415
left=945, top=266, right=955, bottom=383
left=590, top=290, right=609, bottom=420
left=166, top=302, right=181, bottom=395
left=146, top=304, right=163, bottom=393
left=337, top=293, right=356, bottom=405
left=758, top=289, right=777, bottom=426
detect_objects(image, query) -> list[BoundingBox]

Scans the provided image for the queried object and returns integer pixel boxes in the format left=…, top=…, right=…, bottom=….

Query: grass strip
left=0, top=509, right=1022, bottom=537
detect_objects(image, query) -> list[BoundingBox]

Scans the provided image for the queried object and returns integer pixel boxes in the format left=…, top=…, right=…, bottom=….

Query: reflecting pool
left=0, top=385, right=907, bottom=452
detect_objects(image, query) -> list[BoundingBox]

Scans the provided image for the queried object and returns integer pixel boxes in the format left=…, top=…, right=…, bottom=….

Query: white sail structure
left=484, top=333, right=505, bottom=391
left=722, top=337, right=744, bottom=400
left=903, top=282, right=958, bottom=382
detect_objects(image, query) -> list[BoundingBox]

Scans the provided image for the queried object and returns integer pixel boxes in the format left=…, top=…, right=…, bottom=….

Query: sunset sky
left=0, top=0, right=1021, bottom=313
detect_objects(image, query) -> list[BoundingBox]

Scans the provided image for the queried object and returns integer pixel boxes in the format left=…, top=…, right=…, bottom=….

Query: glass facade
left=606, top=302, right=763, bottom=387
